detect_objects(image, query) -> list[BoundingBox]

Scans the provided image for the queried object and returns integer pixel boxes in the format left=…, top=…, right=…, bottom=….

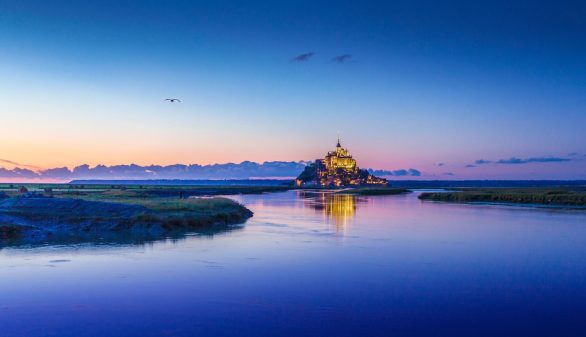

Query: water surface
left=2, top=191, right=586, bottom=336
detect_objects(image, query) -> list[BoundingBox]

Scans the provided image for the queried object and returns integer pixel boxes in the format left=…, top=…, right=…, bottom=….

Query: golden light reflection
left=301, top=192, right=362, bottom=233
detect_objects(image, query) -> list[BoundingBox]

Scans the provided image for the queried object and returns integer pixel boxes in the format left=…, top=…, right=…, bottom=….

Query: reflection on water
left=0, top=222, right=245, bottom=251
left=3, top=190, right=586, bottom=337
left=300, top=191, right=365, bottom=233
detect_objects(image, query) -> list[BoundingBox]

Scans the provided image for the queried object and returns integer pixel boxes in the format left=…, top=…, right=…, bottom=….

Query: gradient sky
left=1, top=0, right=585, bottom=179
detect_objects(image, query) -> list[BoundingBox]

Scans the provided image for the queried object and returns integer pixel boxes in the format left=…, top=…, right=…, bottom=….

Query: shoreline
left=418, top=188, right=586, bottom=210
left=0, top=195, right=253, bottom=247
left=420, top=198, right=586, bottom=210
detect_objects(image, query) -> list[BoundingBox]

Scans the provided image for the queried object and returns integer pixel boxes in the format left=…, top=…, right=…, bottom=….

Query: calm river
left=2, top=190, right=586, bottom=336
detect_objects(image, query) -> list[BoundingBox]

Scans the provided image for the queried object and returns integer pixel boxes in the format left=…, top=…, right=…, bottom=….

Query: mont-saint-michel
left=2, top=2, right=586, bottom=336
left=295, top=139, right=388, bottom=187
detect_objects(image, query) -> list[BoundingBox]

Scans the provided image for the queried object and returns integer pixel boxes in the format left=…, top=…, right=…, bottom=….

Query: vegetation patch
left=418, top=188, right=586, bottom=207
left=0, top=192, right=253, bottom=246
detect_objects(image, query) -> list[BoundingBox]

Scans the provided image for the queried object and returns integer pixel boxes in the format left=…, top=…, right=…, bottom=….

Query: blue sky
left=0, top=0, right=585, bottom=179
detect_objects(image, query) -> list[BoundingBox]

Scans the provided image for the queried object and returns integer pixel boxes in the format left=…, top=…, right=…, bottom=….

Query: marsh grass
left=0, top=184, right=254, bottom=237
left=64, top=194, right=253, bottom=228
left=419, top=188, right=586, bottom=207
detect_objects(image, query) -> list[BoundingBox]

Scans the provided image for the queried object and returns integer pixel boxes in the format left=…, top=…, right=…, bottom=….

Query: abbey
left=296, top=139, right=388, bottom=187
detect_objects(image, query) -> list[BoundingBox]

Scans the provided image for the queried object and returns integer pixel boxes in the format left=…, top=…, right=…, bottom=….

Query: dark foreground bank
left=0, top=195, right=252, bottom=246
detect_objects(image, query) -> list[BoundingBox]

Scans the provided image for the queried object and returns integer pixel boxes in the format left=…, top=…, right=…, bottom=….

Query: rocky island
left=295, top=139, right=388, bottom=187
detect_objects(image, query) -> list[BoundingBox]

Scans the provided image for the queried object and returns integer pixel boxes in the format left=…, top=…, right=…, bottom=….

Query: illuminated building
left=296, top=138, right=388, bottom=187
left=324, top=139, right=357, bottom=173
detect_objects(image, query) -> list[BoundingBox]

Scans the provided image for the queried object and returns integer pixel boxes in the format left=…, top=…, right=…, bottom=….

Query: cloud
left=0, top=161, right=424, bottom=181
left=0, top=158, right=41, bottom=170
left=437, top=163, right=445, bottom=167
left=291, top=52, right=314, bottom=62
left=368, top=168, right=421, bottom=177
left=443, top=172, right=455, bottom=176
left=0, top=158, right=20, bottom=166
left=568, top=152, right=579, bottom=156
left=465, top=164, right=476, bottom=168
left=471, top=156, right=572, bottom=166
left=0, top=167, right=39, bottom=179
left=496, top=157, right=571, bottom=164
left=409, top=169, right=422, bottom=176
left=496, top=158, right=526, bottom=164
left=42, top=167, right=73, bottom=179
left=331, top=54, right=351, bottom=63
left=0, top=168, right=19, bottom=178
left=0, top=161, right=312, bottom=181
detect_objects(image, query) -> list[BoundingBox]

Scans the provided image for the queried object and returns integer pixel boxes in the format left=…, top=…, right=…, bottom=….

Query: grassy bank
left=106, top=196, right=254, bottom=229
left=0, top=196, right=252, bottom=230
left=418, top=188, right=586, bottom=207
left=0, top=185, right=256, bottom=245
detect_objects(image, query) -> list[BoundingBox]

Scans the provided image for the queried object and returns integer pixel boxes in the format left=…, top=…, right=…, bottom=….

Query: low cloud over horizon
left=0, top=161, right=422, bottom=182
left=368, top=168, right=422, bottom=177
left=471, top=156, right=575, bottom=166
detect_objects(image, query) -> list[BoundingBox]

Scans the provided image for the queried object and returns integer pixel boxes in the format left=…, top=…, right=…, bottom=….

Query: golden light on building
left=295, top=137, right=388, bottom=187
left=323, top=138, right=358, bottom=173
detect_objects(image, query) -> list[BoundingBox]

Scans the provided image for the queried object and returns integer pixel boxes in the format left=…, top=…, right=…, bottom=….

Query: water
left=2, top=190, right=586, bottom=337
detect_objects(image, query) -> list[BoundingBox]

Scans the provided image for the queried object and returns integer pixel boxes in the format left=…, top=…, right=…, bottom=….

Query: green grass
left=0, top=185, right=256, bottom=235
left=122, top=197, right=252, bottom=225
left=128, top=197, right=253, bottom=229
left=419, top=188, right=586, bottom=207
left=62, top=193, right=254, bottom=229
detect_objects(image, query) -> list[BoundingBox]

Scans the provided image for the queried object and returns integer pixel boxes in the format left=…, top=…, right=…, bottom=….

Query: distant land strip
left=64, top=179, right=586, bottom=188
left=68, top=179, right=294, bottom=186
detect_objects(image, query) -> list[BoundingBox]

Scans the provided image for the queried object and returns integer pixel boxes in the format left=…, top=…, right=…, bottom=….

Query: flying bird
left=164, top=98, right=182, bottom=103
left=291, top=52, right=314, bottom=62
left=332, top=54, right=352, bottom=63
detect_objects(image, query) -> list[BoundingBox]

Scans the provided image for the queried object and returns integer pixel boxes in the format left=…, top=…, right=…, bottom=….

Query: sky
left=1, top=0, right=585, bottom=180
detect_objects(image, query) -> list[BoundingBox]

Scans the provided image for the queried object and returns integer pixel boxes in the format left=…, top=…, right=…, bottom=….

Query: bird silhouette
left=164, top=98, right=182, bottom=103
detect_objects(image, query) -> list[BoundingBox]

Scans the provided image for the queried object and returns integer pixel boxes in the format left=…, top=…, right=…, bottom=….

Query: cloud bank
left=368, top=168, right=422, bottom=177
left=471, top=156, right=574, bottom=166
left=0, top=162, right=307, bottom=181
left=497, top=157, right=571, bottom=164
left=0, top=162, right=422, bottom=181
